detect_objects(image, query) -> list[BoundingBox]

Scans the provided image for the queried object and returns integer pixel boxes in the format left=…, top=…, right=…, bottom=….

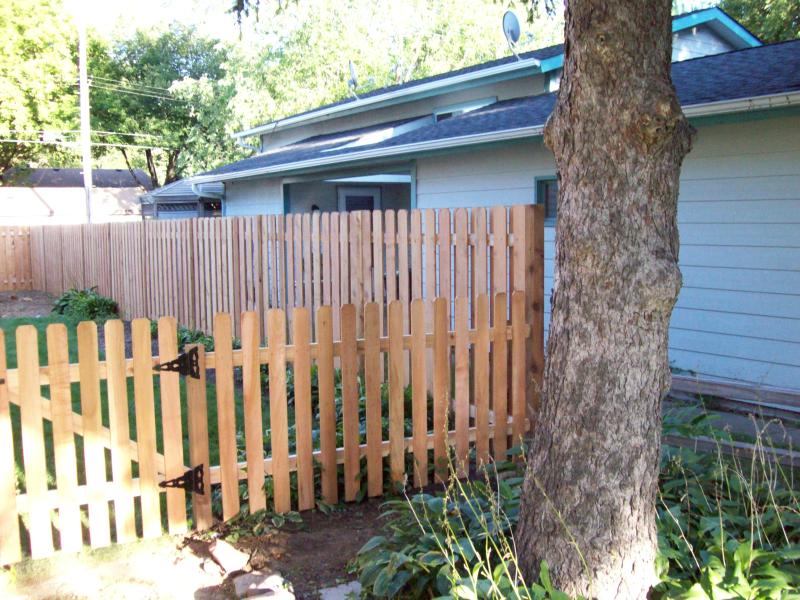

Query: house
left=188, top=7, right=800, bottom=394
left=140, top=179, right=225, bottom=219
left=0, top=168, right=151, bottom=224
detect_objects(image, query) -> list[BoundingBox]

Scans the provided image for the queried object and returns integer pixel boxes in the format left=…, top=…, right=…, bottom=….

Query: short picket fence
left=0, top=291, right=533, bottom=564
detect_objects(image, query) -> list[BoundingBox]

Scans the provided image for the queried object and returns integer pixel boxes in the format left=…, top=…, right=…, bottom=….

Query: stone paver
left=319, top=581, right=362, bottom=600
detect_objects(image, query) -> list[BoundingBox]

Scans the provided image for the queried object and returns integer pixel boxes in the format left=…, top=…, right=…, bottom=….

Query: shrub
left=353, top=409, right=800, bottom=599
left=52, top=287, right=118, bottom=322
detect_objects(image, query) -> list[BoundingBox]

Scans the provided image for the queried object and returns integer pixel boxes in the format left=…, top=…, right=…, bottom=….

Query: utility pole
left=78, top=10, right=92, bottom=223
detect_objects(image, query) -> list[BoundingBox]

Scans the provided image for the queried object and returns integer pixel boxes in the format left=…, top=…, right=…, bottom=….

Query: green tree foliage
left=89, top=25, right=245, bottom=187
left=0, top=0, right=77, bottom=178
left=229, top=0, right=563, bottom=130
left=720, top=0, right=800, bottom=43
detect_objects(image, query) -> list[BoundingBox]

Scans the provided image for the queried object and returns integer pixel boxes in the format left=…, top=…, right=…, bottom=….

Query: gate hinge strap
left=153, top=346, right=200, bottom=379
left=159, top=464, right=204, bottom=495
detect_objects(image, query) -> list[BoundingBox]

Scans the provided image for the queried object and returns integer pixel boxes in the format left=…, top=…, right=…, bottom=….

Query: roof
left=193, top=40, right=800, bottom=184
left=2, top=168, right=153, bottom=190
left=142, top=178, right=224, bottom=202
left=235, top=7, right=761, bottom=139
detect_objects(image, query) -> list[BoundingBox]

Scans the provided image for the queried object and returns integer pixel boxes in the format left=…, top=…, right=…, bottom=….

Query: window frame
left=535, top=175, right=558, bottom=225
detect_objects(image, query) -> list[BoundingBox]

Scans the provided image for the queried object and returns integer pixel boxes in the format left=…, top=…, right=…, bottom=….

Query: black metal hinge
left=153, top=346, right=200, bottom=379
left=159, top=464, right=205, bottom=495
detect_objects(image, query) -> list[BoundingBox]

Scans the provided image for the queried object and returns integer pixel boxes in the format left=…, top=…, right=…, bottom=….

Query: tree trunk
left=516, top=2, right=693, bottom=598
left=144, top=148, right=161, bottom=189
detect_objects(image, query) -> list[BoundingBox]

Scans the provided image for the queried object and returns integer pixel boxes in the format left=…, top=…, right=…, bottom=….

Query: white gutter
left=681, top=90, right=800, bottom=117
left=191, top=182, right=225, bottom=200
left=194, top=90, right=800, bottom=185
left=234, top=57, right=542, bottom=139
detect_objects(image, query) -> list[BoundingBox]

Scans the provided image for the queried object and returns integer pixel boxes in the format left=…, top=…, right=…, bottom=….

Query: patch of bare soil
left=0, top=291, right=56, bottom=319
left=231, top=500, right=385, bottom=599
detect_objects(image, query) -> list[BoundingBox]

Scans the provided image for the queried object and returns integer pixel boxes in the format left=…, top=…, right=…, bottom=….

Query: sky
left=66, top=0, right=245, bottom=41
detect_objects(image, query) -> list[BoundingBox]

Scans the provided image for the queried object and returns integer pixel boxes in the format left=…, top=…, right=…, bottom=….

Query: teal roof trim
left=672, top=7, right=762, bottom=47
left=534, top=8, right=761, bottom=75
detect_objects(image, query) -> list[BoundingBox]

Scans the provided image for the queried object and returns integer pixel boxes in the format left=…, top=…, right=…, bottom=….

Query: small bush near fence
left=352, top=410, right=800, bottom=598
left=52, top=287, right=118, bottom=322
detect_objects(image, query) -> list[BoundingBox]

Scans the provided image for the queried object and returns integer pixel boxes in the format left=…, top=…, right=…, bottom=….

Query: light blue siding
left=416, top=115, right=800, bottom=391
left=224, top=178, right=284, bottom=216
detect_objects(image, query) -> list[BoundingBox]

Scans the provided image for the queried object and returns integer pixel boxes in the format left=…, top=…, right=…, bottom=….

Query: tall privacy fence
left=19, top=205, right=542, bottom=335
left=0, top=292, right=531, bottom=564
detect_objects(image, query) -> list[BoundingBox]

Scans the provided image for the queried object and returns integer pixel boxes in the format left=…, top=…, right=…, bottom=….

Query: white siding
left=416, top=115, right=800, bottom=391
left=672, top=25, right=734, bottom=61
left=224, top=178, right=284, bottom=216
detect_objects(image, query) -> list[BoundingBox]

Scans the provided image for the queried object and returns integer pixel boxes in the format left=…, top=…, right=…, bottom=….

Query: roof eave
left=233, top=57, right=544, bottom=140
left=198, top=90, right=800, bottom=185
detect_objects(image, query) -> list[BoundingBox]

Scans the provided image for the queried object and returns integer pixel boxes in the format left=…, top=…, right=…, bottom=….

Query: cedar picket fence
left=22, top=206, right=543, bottom=340
left=0, top=292, right=533, bottom=565
left=0, top=226, right=32, bottom=291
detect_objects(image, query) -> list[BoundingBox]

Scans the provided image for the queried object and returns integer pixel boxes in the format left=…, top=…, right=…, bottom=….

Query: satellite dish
left=348, top=60, right=359, bottom=99
left=503, top=10, right=522, bottom=61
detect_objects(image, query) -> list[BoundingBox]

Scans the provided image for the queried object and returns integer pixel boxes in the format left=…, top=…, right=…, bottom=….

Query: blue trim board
left=672, top=7, right=761, bottom=47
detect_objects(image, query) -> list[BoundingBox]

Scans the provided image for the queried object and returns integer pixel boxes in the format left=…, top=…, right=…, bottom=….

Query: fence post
left=516, top=204, right=545, bottom=429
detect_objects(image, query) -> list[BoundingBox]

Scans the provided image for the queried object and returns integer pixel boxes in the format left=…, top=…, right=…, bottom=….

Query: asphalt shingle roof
left=3, top=168, right=153, bottom=189
left=200, top=40, right=800, bottom=180
left=144, top=178, right=224, bottom=200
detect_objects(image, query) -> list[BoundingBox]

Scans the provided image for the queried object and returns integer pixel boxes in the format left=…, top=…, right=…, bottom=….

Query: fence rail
left=0, top=292, right=532, bottom=565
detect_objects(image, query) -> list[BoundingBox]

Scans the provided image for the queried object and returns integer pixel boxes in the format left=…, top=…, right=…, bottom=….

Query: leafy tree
left=0, top=0, right=78, bottom=179
left=89, top=25, right=245, bottom=188
left=721, top=0, right=800, bottom=43
left=230, top=0, right=564, bottom=129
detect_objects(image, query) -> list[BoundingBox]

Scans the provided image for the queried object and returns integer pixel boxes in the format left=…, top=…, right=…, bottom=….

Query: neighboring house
left=0, top=168, right=151, bottom=224
left=189, top=7, right=800, bottom=393
left=140, top=179, right=225, bottom=219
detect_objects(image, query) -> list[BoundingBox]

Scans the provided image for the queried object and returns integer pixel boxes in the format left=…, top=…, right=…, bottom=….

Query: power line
left=89, top=74, right=174, bottom=94
left=3, top=128, right=163, bottom=140
left=83, top=82, right=183, bottom=102
left=0, top=138, right=170, bottom=150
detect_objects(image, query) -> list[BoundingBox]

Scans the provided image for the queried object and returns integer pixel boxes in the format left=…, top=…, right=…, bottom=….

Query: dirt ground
left=230, top=500, right=385, bottom=599
left=0, top=500, right=385, bottom=599
left=0, top=291, right=56, bottom=319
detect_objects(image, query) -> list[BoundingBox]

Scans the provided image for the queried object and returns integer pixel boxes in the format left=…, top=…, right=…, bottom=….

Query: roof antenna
left=348, top=60, right=360, bottom=99
left=503, top=10, right=522, bottom=61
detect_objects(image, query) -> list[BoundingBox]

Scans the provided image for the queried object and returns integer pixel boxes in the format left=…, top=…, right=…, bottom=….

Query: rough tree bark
left=516, top=1, right=694, bottom=598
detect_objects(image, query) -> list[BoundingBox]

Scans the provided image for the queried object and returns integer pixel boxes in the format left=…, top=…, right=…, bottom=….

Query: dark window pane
left=537, top=178, right=558, bottom=220
left=345, top=195, right=375, bottom=211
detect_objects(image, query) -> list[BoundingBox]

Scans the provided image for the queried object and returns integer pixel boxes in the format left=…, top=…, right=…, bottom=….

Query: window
left=433, top=97, right=497, bottom=122
left=536, top=177, right=558, bottom=222
left=337, top=186, right=381, bottom=212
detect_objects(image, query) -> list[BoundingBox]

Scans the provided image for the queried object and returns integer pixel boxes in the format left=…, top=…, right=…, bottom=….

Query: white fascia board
left=195, top=91, right=800, bottom=185
left=233, top=57, right=542, bottom=139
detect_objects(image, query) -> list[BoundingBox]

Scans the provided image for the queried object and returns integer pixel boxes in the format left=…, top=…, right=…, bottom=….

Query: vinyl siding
left=416, top=114, right=800, bottom=391
left=224, top=178, right=284, bottom=216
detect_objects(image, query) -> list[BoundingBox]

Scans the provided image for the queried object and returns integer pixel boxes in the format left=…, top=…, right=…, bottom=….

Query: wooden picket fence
left=0, top=226, right=32, bottom=291
left=23, top=205, right=542, bottom=338
left=0, top=291, right=532, bottom=565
